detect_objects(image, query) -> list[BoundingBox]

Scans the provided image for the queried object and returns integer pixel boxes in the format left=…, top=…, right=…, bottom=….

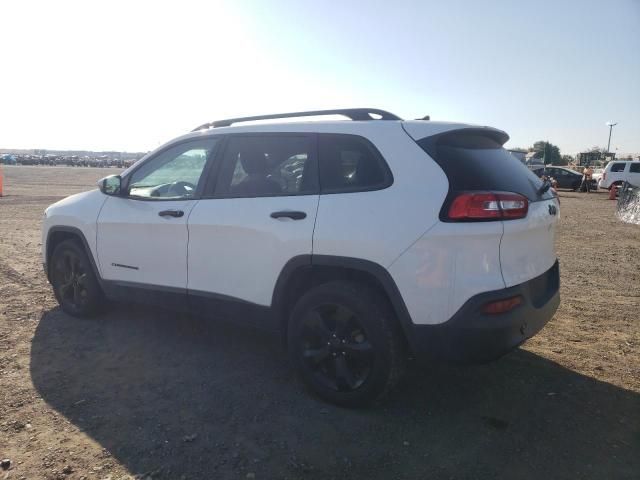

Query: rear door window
left=629, top=163, right=640, bottom=173
left=416, top=131, right=553, bottom=202
left=212, top=135, right=317, bottom=197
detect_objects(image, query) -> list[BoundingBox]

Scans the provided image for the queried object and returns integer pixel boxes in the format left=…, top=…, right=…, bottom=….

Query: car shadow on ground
left=31, top=306, right=639, bottom=480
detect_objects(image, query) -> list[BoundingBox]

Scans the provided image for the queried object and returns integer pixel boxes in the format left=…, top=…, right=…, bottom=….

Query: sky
left=1, top=0, right=638, bottom=155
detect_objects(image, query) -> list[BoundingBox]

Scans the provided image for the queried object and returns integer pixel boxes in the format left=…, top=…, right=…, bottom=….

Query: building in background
left=577, top=151, right=611, bottom=166
left=507, top=149, right=527, bottom=163
left=525, top=151, right=544, bottom=167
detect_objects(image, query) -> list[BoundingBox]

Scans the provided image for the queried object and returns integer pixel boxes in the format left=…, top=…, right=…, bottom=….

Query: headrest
left=239, top=149, right=267, bottom=175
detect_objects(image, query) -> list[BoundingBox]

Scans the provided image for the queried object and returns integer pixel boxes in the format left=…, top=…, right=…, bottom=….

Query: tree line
left=511, top=141, right=567, bottom=165
left=511, top=142, right=613, bottom=166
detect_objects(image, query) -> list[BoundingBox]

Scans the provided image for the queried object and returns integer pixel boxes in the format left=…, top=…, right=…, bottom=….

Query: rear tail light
left=447, top=192, right=528, bottom=221
left=603, top=172, right=607, bottom=181
left=482, top=295, right=523, bottom=315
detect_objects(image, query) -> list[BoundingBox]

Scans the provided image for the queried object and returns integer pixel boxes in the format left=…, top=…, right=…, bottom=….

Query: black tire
left=50, top=239, right=104, bottom=317
left=288, top=281, right=406, bottom=407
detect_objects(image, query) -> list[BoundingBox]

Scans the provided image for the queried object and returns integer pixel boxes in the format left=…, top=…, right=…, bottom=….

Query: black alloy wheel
left=52, top=249, right=90, bottom=310
left=289, top=281, right=405, bottom=407
left=50, top=239, right=103, bottom=316
left=299, top=304, right=374, bottom=392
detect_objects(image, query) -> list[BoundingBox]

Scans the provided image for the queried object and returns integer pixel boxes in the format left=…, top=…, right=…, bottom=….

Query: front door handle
left=270, top=210, right=307, bottom=220
left=159, top=209, right=184, bottom=218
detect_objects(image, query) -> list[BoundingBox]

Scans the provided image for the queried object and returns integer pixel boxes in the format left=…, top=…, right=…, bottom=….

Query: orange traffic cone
left=609, top=184, right=617, bottom=200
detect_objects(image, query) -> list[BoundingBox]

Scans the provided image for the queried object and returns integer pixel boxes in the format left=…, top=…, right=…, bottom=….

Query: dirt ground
left=1, top=165, right=638, bottom=480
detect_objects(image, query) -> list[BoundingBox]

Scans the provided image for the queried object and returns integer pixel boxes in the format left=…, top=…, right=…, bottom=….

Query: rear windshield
left=417, top=131, right=554, bottom=202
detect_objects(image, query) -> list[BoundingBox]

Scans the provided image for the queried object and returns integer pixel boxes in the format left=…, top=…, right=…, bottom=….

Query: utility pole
left=606, top=122, right=618, bottom=153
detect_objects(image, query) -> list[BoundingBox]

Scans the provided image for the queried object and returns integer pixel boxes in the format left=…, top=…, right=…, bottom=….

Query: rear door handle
left=159, top=209, right=184, bottom=218
left=270, top=210, right=307, bottom=220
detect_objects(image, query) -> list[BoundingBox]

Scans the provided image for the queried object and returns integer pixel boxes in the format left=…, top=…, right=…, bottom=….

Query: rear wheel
left=50, top=239, right=104, bottom=317
left=288, top=281, right=405, bottom=407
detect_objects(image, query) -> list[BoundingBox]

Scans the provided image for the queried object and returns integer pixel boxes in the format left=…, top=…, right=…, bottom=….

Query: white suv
left=598, top=160, right=640, bottom=190
left=42, top=108, right=561, bottom=406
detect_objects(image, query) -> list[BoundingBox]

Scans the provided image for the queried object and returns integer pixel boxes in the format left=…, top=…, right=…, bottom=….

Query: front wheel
left=288, top=281, right=406, bottom=407
left=50, top=239, right=104, bottom=317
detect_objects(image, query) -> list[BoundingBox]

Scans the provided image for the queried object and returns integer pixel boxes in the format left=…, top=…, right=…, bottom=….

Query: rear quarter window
left=318, top=134, right=392, bottom=193
left=610, top=163, right=627, bottom=172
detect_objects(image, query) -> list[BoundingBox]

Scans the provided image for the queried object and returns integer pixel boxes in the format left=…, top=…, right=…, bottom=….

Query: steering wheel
left=168, top=181, right=196, bottom=197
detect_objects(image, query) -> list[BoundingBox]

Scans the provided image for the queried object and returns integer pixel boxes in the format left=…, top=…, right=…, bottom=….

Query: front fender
left=42, top=189, right=108, bottom=273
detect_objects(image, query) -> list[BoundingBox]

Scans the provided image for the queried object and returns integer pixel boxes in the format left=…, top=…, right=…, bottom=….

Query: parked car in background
left=598, top=161, right=640, bottom=190
left=591, top=168, right=604, bottom=186
left=1, top=154, right=17, bottom=165
left=532, top=166, right=596, bottom=191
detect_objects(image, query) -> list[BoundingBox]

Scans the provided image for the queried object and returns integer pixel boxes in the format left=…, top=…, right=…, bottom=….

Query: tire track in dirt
left=0, top=258, right=32, bottom=288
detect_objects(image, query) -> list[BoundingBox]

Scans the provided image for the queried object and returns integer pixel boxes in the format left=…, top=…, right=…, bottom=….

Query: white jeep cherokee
left=42, top=108, right=561, bottom=406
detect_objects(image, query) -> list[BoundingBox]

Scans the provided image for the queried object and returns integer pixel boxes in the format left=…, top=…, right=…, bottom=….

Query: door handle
left=270, top=210, right=307, bottom=220
left=159, top=209, right=184, bottom=218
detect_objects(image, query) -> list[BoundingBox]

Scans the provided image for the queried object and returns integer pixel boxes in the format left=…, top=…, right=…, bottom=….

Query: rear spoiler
left=402, top=123, right=509, bottom=146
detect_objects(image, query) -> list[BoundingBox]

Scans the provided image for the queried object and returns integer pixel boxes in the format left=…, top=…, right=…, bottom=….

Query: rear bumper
left=407, top=261, right=560, bottom=364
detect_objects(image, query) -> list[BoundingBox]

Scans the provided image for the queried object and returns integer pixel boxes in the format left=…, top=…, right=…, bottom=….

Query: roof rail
left=192, top=108, right=402, bottom=131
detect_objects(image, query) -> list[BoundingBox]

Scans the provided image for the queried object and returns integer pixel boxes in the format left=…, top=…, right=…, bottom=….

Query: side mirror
left=98, top=175, right=122, bottom=196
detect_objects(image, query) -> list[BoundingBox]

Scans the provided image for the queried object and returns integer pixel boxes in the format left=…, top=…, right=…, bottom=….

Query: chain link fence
left=617, top=182, right=640, bottom=225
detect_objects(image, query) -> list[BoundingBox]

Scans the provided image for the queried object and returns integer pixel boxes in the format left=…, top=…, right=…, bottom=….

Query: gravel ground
left=1, top=165, right=639, bottom=480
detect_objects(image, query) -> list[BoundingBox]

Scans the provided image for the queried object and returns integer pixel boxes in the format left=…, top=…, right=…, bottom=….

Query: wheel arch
left=272, top=255, right=415, bottom=351
left=45, top=226, right=101, bottom=283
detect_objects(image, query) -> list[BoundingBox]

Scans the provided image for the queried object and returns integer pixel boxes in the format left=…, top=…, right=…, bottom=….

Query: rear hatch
left=405, top=123, right=559, bottom=287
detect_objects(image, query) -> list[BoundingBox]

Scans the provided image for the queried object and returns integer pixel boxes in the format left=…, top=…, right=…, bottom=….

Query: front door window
left=128, top=139, right=219, bottom=199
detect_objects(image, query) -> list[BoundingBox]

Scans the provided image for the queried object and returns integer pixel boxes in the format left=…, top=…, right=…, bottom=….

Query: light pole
left=606, top=121, right=618, bottom=153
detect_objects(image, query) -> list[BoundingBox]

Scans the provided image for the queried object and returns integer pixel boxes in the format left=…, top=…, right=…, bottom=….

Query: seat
left=231, top=148, right=282, bottom=196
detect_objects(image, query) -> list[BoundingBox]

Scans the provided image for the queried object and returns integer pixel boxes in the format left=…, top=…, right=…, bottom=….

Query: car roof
left=121, top=119, right=509, bottom=177
left=169, top=119, right=490, bottom=144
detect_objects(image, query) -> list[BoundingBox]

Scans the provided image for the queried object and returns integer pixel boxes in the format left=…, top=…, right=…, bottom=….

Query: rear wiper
left=538, top=179, right=551, bottom=195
